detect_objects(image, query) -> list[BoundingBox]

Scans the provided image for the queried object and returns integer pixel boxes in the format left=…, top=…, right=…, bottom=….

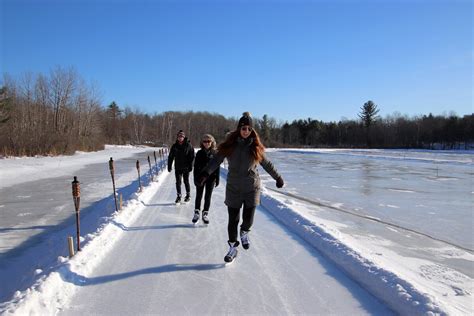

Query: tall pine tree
left=358, top=100, right=380, bottom=147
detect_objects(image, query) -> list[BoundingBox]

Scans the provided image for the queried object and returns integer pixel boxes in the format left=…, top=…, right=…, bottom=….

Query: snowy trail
left=60, top=172, right=392, bottom=315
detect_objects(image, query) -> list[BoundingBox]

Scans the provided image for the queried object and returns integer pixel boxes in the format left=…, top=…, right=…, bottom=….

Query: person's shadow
left=61, top=263, right=226, bottom=286
left=111, top=220, right=203, bottom=231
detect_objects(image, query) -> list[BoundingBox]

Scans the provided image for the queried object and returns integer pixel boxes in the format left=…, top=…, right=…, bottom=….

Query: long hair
left=200, top=134, right=216, bottom=150
left=217, top=129, right=266, bottom=162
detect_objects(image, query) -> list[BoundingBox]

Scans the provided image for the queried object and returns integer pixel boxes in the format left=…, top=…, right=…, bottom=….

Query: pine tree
left=358, top=100, right=379, bottom=147
left=260, top=114, right=271, bottom=142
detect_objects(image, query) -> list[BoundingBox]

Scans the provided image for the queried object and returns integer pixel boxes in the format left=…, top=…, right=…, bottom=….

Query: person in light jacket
left=192, top=134, right=220, bottom=224
left=168, top=130, right=195, bottom=204
left=198, top=112, right=284, bottom=263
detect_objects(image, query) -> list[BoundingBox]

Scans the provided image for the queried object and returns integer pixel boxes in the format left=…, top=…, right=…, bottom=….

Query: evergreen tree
left=105, top=101, right=122, bottom=143
left=358, top=100, right=380, bottom=147
left=260, top=114, right=271, bottom=142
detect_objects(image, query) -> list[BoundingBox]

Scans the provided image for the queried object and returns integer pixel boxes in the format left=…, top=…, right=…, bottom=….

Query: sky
left=1, top=0, right=472, bottom=123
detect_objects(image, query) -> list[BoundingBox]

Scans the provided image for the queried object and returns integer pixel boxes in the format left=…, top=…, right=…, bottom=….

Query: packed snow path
left=62, top=173, right=392, bottom=315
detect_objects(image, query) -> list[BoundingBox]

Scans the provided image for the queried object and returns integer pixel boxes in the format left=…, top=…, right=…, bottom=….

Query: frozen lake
left=265, top=149, right=473, bottom=251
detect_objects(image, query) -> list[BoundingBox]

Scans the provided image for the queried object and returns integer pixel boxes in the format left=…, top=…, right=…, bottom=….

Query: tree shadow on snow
left=61, top=263, right=225, bottom=286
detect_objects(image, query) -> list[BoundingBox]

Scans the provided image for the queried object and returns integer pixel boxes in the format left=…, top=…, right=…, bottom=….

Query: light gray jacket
left=204, top=137, right=281, bottom=208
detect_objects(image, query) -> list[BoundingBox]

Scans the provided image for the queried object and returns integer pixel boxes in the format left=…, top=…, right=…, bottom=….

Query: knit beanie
left=237, top=112, right=253, bottom=128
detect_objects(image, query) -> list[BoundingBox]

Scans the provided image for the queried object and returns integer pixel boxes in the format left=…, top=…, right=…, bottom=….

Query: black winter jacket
left=193, top=148, right=220, bottom=186
left=168, top=138, right=195, bottom=172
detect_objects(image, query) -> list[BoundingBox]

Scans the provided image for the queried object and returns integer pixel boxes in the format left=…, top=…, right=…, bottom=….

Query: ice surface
left=1, top=147, right=472, bottom=314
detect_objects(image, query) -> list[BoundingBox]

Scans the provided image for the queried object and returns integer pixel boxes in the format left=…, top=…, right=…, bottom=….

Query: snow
left=0, top=145, right=152, bottom=189
left=0, top=147, right=472, bottom=315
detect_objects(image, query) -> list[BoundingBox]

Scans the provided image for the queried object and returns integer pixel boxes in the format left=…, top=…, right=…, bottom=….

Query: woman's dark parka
left=194, top=148, right=220, bottom=186
left=204, top=137, right=281, bottom=208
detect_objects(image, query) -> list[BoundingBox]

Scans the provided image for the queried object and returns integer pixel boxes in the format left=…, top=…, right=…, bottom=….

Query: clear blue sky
left=1, top=0, right=472, bottom=122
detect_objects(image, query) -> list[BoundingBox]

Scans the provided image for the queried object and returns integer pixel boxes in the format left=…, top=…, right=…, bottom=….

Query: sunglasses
left=240, top=126, right=252, bottom=132
left=202, top=140, right=211, bottom=143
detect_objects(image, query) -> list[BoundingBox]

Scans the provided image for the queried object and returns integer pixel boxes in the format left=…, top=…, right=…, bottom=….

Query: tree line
left=1, top=68, right=472, bottom=156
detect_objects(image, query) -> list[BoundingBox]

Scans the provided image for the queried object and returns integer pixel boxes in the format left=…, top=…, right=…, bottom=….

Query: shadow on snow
left=60, top=263, right=226, bottom=286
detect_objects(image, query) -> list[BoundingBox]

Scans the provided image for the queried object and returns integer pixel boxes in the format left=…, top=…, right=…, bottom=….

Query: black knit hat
left=237, top=112, right=253, bottom=128
left=177, top=130, right=185, bottom=138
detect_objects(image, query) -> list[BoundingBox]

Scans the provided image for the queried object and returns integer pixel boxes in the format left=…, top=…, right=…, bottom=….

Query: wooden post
left=67, top=236, right=75, bottom=258
left=109, top=157, right=119, bottom=212
left=159, top=149, right=163, bottom=171
left=153, top=151, right=158, bottom=176
left=136, top=160, right=142, bottom=192
left=147, top=155, right=153, bottom=182
left=71, top=176, right=81, bottom=252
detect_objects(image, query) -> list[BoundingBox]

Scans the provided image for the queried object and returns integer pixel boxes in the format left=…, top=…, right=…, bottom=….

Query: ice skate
left=224, top=241, right=239, bottom=263
left=240, top=230, right=250, bottom=250
left=202, top=211, right=209, bottom=224
left=184, top=194, right=191, bottom=202
left=192, top=209, right=200, bottom=224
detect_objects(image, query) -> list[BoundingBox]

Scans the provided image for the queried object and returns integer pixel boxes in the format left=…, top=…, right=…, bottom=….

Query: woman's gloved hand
left=276, top=176, right=284, bottom=188
left=197, top=172, right=209, bottom=187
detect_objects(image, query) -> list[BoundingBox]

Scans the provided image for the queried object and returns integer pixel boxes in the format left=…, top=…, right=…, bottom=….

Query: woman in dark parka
left=192, top=134, right=220, bottom=224
left=199, top=112, right=284, bottom=263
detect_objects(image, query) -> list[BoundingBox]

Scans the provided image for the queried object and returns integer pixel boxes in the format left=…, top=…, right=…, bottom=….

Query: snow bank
left=260, top=191, right=445, bottom=316
left=0, top=171, right=170, bottom=315
left=0, top=145, right=156, bottom=189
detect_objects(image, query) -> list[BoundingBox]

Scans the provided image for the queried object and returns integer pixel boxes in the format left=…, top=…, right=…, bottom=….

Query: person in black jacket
left=192, top=134, right=220, bottom=224
left=168, top=130, right=195, bottom=203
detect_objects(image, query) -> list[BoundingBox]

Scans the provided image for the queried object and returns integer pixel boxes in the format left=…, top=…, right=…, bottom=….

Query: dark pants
left=195, top=180, right=215, bottom=212
left=227, top=205, right=256, bottom=243
left=175, top=169, right=190, bottom=197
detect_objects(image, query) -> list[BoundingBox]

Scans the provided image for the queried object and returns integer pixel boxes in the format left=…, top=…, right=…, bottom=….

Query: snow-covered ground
left=0, top=147, right=472, bottom=315
left=0, top=145, right=166, bottom=304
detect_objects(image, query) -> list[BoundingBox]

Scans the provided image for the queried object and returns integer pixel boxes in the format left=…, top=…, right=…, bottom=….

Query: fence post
left=109, top=157, right=119, bottom=212
left=147, top=155, right=153, bottom=182
left=136, top=160, right=142, bottom=192
left=71, top=176, right=81, bottom=251
left=67, top=236, right=75, bottom=258
left=153, top=150, right=158, bottom=176
left=159, top=149, right=164, bottom=171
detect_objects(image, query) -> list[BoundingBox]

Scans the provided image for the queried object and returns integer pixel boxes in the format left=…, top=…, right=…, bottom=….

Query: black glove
left=276, top=176, right=284, bottom=188
left=197, top=172, right=209, bottom=187
left=168, top=166, right=172, bottom=172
